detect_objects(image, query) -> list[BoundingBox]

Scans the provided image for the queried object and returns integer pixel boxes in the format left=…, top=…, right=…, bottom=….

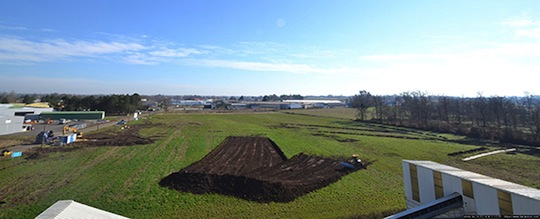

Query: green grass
left=283, top=107, right=358, bottom=120
left=0, top=112, right=538, bottom=218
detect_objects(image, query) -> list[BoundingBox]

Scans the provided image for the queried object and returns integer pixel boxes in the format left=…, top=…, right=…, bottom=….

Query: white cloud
left=0, top=35, right=210, bottom=65
left=0, top=24, right=28, bottom=31
left=0, top=24, right=54, bottom=32
left=354, top=40, right=540, bottom=97
left=0, top=37, right=146, bottom=63
left=185, top=59, right=329, bottom=74
left=516, top=27, right=540, bottom=38
left=502, top=18, right=534, bottom=28
left=149, top=48, right=202, bottom=57
left=359, top=54, right=452, bottom=62
left=123, top=52, right=160, bottom=65
left=502, top=17, right=540, bottom=39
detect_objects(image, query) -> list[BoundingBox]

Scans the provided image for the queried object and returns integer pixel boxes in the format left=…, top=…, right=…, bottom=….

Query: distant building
left=230, top=103, right=247, bottom=110
left=40, top=111, right=105, bottom=120
left=171, top=99, right=213, bottom=107
left=282, top=100, right=345, bottom=108
left=0, top=104, right=53, bottom=135
left=243, top=102, right=300, bottom=110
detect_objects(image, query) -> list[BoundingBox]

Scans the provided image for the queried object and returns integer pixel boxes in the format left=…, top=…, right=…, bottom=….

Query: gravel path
left=462, top=148, right=516, bottom=161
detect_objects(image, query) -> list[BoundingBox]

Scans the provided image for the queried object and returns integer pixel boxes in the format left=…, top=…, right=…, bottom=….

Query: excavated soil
left=73, top=125, right=154, bottom=147
left=25, top=125, right=154, bottom=160
left=160, top=136, right=362, bottom=203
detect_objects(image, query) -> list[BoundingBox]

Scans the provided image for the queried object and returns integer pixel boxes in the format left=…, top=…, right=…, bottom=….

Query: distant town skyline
left=1, top=1, right=540, bottom=97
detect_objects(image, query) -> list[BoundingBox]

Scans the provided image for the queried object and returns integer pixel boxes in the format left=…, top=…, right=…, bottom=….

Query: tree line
left=351, top=91, right=540, bottom=146
left=262, top=94, right=304, bottom=102
left=41, top=93, right=143, bottom=115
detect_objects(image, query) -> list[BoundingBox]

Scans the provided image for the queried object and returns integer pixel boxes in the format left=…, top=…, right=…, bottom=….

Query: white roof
left=404, top=160, right=540, bottom=201
left=282, top=100, right=343, bottom=104
left=35, top=200, right=129, bottom=219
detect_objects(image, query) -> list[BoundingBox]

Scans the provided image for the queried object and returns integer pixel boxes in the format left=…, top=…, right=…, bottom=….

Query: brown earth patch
left=25, top=146, right=81, bottom=160
left=25, top=124, right=154, bottom=160
left=160, top=136, right=363, bottom=203
left=73, top=124, right=154, bottom=147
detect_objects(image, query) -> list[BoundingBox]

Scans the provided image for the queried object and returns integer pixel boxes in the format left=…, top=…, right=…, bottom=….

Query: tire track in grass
left=123, top=129, right=183, bottom=193
left=54, top=147, right=124, bottom=201
left=163, top=136, right=189, bottom=173
left=2, top=147, right=117, bottom=206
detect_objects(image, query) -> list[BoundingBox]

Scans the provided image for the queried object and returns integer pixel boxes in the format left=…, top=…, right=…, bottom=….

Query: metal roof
left=404, top=160, right=540, bottom=201
left=35, top=200, right=128, bottom=219
left=282, top=99, right=343, bottom=104
left=40, top=111, right=105, bottom=120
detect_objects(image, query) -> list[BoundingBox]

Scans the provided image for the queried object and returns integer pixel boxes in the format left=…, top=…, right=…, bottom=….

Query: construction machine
left=63, top=125, right=83, bottom=138
left=1, top=149, right=12, bottom=157
left=35, top=131, right=54, bottom=144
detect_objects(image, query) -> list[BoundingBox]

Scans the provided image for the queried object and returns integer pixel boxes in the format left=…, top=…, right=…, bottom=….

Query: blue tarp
left=11, top=151, right=22, bottom=158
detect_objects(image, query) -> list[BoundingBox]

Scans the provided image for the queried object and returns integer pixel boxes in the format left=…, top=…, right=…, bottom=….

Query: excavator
left=1, top=149, right=12, bottom=157
left=63, top=125, right=83, bottom=138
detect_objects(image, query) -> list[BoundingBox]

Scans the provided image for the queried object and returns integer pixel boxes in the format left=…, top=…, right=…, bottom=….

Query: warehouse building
left=394, top=160, right=540, bottom=218
left=40, top=111, right=105, bottom=120
left=0, top=115, right=24, bottom=135
left=282, top=99, right=345, bottom=108
left=0, top=104, right=53, bottom=135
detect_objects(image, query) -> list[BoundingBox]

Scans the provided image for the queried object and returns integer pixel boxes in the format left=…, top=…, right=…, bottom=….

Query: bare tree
left=372, top=95, right=385, bottom=121
left=351, top=90, right=373, bottom=120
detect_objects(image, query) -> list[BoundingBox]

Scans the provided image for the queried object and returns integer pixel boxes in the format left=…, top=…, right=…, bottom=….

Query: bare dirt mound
left=160, top=136, right=362, bottom=202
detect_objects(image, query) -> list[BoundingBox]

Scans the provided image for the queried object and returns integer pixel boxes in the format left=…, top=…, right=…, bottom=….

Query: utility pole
left=41, top=122, right=46, bottom=147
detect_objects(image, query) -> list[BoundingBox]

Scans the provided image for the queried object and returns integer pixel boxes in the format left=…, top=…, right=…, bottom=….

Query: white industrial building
left=0, top=115, right=24, bottom=135
left=36, top=200, right=128, bottom=219
left=282, top=99, right=345, bottom=108
left=392, top=160, right=540, bottom=218
left=0, top=104, right=53, bottom=135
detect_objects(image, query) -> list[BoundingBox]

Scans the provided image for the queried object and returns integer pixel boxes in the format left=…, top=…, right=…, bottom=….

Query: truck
left=35, top=131, right=54, bottom=144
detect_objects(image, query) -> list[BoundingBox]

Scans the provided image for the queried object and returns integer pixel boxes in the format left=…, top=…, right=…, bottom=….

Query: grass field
left=0, top=111, right=538, bottom=218
left=283, top=107, right=359, bottom=120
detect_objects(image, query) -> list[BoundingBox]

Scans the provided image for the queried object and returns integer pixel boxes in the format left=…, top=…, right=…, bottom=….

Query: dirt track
left=160, top=136, right=362, bottom=202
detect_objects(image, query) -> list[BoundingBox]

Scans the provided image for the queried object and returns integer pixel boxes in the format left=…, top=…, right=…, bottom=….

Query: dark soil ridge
left=160, top=136, right=361, bottom=203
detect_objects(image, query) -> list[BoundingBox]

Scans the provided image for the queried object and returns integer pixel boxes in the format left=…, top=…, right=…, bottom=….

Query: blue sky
left=1, top=1, right=540, bottom=97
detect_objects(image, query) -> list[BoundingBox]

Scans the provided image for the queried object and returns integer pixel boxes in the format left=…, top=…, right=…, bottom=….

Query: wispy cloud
left=123, top=52, right=160, bottom=65
left=184, top=59, right=355, bottom=75
left=502, top=18, right=534, bottom=28
left=0, top=34, right=354, bottom=75
left=502, top=17, right=540, bottom=38
left=0, top=37, right=146, bottom=63
left=355, top=38, right=540, bottom=96
left=359, top=54, right=452, bottom=62
left=149, top=47, right=203, bottom=57
left=0, top=24, right=54, bottom=32
left=0, top=24, right=28, bottom=31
